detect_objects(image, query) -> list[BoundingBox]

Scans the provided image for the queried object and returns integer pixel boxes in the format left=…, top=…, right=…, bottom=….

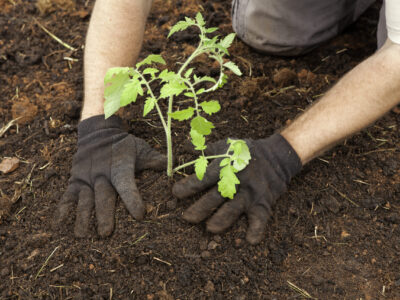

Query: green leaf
left=218, top=165, right=240, bottom=199
left=196, top=88, right=205, bottom=95
left=169, top=107, right=195, bottom=121
left=190, top=116, right=214, bottom=135
left=104, top=67, right=132, bottom=118
left=160, top=79, right=187, bottom=98
left=190, top=129, right=206, bottom=150
left=184, top=68, right=194, bottom=78
left=214, top=44, right=229, bottom=55
left=184, top=92, right=195, bottom=97
left=158, top=69, right=177, bottom=82
left=218, top=73, right=228, bottom=88
left=199, top=76, right=216, bottom=83
left=120, top=77, right=143, bottom=107
left=219, top=157, right=230, bottom=167
left=136, top=54, right=166, bottom=68
left=205, top=27, right=219, bottom=33
left=195, top=156, right=208, bottom=180
left=168, top=19, right=195, bottom=38
left=224, top=61, right=242, bottom=76
left=220, top=33, right=236, bottom=49
left=143, top=68, right=159, bottom=77
left=143, top=97, right=157, bottom=116
left=195, top=12, right=205, bottom=26
left=104, top=67, right=131, bottom=83
left=228, top=139, right=251, bottom=171
left=199, top=100, right=220, bottom=115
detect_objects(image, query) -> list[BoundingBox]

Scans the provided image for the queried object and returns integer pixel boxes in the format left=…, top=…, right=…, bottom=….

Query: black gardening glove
left=55, top=115, right=166, bottom=237
left=172, top=134, right=302, bottom=244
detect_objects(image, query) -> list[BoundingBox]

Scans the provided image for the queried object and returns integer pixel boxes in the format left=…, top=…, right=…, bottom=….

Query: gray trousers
left=232, top=0, right=387, bottom=56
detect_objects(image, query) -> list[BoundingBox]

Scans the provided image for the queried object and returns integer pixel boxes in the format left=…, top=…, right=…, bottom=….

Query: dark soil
left=1, top=0, right=399, bottom=299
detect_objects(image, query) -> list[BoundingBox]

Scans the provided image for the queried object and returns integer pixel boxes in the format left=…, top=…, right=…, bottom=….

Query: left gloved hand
left=172, top=134, right=302, bottom=244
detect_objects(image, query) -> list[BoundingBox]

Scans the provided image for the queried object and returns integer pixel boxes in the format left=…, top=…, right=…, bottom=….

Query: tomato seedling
left=103, top=12, right=250, bottom=199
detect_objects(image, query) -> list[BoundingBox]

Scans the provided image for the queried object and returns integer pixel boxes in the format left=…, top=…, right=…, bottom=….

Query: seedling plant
left=103, top=13, right=250, bottom=199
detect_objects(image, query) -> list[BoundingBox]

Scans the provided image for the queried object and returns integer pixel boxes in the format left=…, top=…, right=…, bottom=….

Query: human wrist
left=78, top=115, right=124, bottom=138
left=259, top=133, right=302, bottom=181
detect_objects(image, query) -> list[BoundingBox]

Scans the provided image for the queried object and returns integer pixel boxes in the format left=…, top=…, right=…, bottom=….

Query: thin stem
left=166, top=95, right=173, bottom=177
left=183, top=79, right=200, bottom=116
left=135, top=70, right=168, bottom=132
left=173, top=154, right=230, bottom=173
left=177, top=25, right=204, bottom=76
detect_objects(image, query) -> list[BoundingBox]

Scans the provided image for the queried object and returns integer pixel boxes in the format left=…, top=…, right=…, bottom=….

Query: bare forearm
left=81, top=0, right=152, bottom=120
left=282, top=41, right=400, bottom=164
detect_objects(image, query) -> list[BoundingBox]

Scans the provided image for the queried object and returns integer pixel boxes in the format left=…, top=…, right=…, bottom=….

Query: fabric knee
left=232, top=0, right=376, bottom=56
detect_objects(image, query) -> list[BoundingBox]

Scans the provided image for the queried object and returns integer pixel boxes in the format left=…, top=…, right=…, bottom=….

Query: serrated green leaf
left=169, top=107, right=195, bottom=121
left=205, top=27, right=219, bottom=33
left=136, top=54, right=166, bottom=68
left=168, top=20, right=194, bottom=38
left=195, top=12, right=205, bottom=26
left=199, top=100, right=220, bottom=115
left=143, top=97, right=157, bottom=116
left=143, top=68, right=159, bottom=76
left=218, top=165, right=240, bottom=199
left=224, top=61, right=242, bottom=76
left=158, top=69, right=178, bottom=82
left=214, top=44, right=229, bottom=55
left=120, top=78, right=142, bottom=107
left=160, top=79, right=187, bottom=98
left=190, top=116, right=214, bottom=135
left=104, top=67, right=131, bottom=83
left=190, top=129, right=206, bottom=150
left=218, top=73, right=228, bottom=88
left=199, top=76, right=216, bottom=83
left=104, top=68, right=132, bottom=118
left=228, top=139, right=251, bottom=171
left=220, top=157, right=230, bottom=167
left=184, top=92, right=195, bottom=97
left=184, top=68, right=194, bottom=78
left=195, top=156, right=208, bottom=180
left=196, top=88, right=205, bottom=95
left=220, top=33, right=236, bottom=49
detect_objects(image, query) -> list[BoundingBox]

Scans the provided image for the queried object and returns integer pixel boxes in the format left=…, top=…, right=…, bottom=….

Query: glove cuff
left=78, top=115, right=124, bottom=138
left=261, top=133, right=302, bottom=182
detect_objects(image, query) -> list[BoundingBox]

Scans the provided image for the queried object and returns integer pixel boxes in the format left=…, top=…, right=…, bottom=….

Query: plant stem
left=166, top=95, right=173, bottom=177
left=173, top=154, right=230, bottom=173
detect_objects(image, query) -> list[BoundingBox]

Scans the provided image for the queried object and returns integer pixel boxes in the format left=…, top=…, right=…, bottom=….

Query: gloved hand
left=173, top=134, right=302, bottom=244
left=55, top=115, right=167, bottom=237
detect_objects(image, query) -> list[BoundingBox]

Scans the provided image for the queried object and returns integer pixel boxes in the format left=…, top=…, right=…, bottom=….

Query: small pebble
left=204, top=280, right=215, bottom=293
left=234, top=238, right=243, bottom=248
left=1, top=268, right=9, bottom=277
left=207, top=241, right=218, bottom=250
left=201, top=251, right=211, bottom=259
left=213, top=235, right=222, bottom=243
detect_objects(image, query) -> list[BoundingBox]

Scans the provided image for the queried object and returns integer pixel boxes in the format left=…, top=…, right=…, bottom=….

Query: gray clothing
left=232, top=0, right=383, bottom=56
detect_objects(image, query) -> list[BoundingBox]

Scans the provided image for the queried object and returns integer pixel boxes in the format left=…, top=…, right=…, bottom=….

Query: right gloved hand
left=55, top=115, right=167, bottom=237
left=173, top=134, right=302, bottom=244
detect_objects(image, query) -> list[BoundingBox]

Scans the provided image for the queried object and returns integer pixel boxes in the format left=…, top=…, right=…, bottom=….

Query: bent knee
left=232, top=0, right=375, bottom=56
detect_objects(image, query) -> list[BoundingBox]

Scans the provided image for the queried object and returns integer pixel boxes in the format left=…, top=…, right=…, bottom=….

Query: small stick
left=33, top=18, right=77, bottom=51
left=287, top=280, right=316, bottom=299
left=331, top=185, right=359, bottom=207
left=0, top=117, right=21, bottom=138
left=153, top=257, right=172, bottom=266
left=35, top=246, right=60, bottom=279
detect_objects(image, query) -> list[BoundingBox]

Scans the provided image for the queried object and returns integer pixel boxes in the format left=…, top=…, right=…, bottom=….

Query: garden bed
left=1, top=0, right=399, bottom=298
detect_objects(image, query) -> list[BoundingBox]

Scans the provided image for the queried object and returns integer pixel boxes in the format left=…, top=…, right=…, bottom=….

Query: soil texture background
left=1, top=0, right=400, bottom=299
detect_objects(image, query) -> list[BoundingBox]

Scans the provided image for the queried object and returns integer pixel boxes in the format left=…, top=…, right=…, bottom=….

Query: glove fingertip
left=206, top=219, right=226, bottom=234
left=182, top=208, right=202, bottom=223
left=246, top=230, right=264, bottom=245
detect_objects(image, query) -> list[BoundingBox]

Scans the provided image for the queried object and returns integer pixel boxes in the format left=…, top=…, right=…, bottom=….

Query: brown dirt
left=1, top=0, right=399, bottom=299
